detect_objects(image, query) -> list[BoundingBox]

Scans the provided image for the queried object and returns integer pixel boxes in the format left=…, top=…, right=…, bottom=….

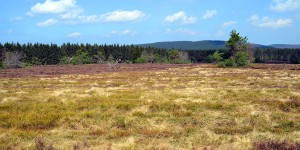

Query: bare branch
left=4, top=51, right=24, bottom=68
left=107, top=59, right=121, bottom=70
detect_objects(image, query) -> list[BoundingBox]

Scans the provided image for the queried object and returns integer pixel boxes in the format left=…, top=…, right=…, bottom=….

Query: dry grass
left=0, top=64, right=300, bottom=149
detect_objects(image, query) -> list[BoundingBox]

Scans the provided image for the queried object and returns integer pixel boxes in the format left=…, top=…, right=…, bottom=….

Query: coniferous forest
left=0, top=42, right=300, bottom=69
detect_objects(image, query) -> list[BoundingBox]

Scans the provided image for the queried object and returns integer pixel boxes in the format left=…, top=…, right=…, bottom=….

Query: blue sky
left=1, top=0, right=300, bottom=45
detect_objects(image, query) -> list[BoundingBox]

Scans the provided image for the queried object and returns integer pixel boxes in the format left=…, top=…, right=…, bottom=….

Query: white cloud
left=37, top=18, right=58, bottom=27
left=221, top=21, right=237, bottom=27
left=77, top=10, right=145, bottom=24
left=258, top=18, right=292, bottom=28
left=78, top=15, right=101, bottom=23
left=30, top=0, right=77, bottom=14
left=28, top=0, right=83, bottom=19
left=271, top=0, right=300, bottom=12
left=75, top=10, right=145, bottom=24
left=67, top=32, right=81, bottom=37
left=60, top=9, right=83, bottom=19
left=202, top=10, right=217, bottom=19
left=28, top=1, right=145, bottom=25
left=35, top=10, right=146, bottom=26
left=165, top=11, right=197, bottom=24
left=248, top=15, right=292, bottom=28
left=101, top=10, right=145, bottom=22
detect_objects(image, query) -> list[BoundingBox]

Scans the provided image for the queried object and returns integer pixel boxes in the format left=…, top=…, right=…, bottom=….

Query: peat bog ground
left=0, top=64, right=299, bottom=149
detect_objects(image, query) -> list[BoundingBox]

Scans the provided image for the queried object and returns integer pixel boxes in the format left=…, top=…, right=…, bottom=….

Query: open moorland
left=0, top=64, right=300, bottom=149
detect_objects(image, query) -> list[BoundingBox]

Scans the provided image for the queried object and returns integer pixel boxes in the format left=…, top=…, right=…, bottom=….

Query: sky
left=0, top=0, right=300, bottom=45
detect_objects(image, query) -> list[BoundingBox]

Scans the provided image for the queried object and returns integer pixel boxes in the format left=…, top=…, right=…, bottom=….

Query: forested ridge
left=0, top=42, right=299, bottom=69
left=139, top=40, right=227, bottom=50
left=139, top=40, right=276, bottom=50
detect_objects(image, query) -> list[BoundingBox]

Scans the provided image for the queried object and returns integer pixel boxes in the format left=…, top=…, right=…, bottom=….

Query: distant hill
left=269, top=44, right=300, bottom=49
left=139, top=40, right=273, bottom=50
left=139, top=40, right=227, bottom=50
left=251, top=44, right=273, bottom=49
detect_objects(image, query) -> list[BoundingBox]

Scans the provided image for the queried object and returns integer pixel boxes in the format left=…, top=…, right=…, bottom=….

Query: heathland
left=0, top=64, right=299, bottom=149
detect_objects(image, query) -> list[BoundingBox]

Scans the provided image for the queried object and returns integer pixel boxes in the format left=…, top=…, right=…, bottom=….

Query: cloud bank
left=248, top=15, right=292, bottom=28
left=165, top=11, right=197, bottom=24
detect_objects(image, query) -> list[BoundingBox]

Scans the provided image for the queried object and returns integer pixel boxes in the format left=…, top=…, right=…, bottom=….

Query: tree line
left=254, top=48, right=300, bottom=64
left=0, top=42, right=191, bottom=68
left=0, top=41, right=299, bottom=69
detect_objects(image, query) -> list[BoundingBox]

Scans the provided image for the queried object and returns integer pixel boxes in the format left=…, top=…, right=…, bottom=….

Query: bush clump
left=134, top=58, right=146, bottom=63
left=0, top=62, right=5, bottom=69
left=253, top=140, right=300, bottom=150
left=212, top=30, right=252, bottom=67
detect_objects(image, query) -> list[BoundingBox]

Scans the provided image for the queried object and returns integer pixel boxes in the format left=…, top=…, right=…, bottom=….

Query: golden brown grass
left=0, top=64, right=300, bottom=149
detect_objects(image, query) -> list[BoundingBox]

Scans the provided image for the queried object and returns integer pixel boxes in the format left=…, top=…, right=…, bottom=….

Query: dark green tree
left=208, top=51, right=223, bottom=63
left=226, top=30, right=248, bottom=57
left=235, top=51, right=249, bottom=66
left=168, top=50, right=180, bottom=63
left=217, top=30, right=251, bottom=67
left=289, top=54, right=299, bottom=64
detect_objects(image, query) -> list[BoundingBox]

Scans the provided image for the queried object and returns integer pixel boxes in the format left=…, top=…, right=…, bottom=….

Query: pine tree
left=223, top=30, right=251, bottom=67
left=226, top=30, right=248, bottom=57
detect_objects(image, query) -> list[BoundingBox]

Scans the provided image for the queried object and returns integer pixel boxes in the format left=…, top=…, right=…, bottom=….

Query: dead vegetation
left=253, top=140, right=300, bottom=150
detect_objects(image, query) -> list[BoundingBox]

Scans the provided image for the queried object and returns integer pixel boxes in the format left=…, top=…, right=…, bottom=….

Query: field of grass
left=0, top=64, right=299, bottom=149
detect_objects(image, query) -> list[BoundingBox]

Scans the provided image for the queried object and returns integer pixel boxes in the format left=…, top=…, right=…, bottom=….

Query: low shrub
left=143, top=130, right=174, bottom=138
left=124, top=60, right=132, bottom=64
left=217, top=57, right=237, bottom=67
left=279, top=98, right=300, bottom=112
left=253, top=140, right=300, bottom=150
left=35, top=137, right=54, bottom=150
left=224, top=57, right=237, bottom=67
left=173, top=109, right=192, bottom=117
left=107, top=129, right=131, bottom=139
left=134, top=58, right=146, bottom=63
left=0, top=62, right=5, bottom=69
left=59, top=56, right=72, bottom=64
left=35, top=137, right=45, bottom=150
left=149, top=102, right=181, bottom=112
left=271, top=120, right=299, bottom=133
left=236, top=51, right=249, bottom=67
left=89, top=128, right=106, bottom=136
left=215, top=51, right=250, bottom=67
left=208, top=51, right=223, bottom=63
left=116, top=102, right=136, bottom=111
left=113, top=117, right=131, bottom=129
